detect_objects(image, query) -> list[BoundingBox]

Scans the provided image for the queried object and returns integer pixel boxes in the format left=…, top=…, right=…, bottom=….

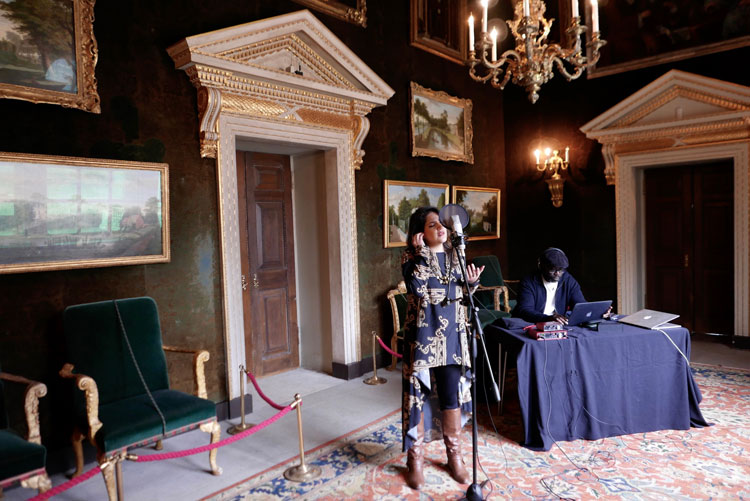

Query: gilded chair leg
left=100, top=458, right=118, bottom=501
left=154, top=439, right=163, bottom=450
left=71, top=428, right=85, bottom=477
left=21, top=472, right=52, bottom=494
left=200, top=420, right=222, bottom=475
left=389, top=337, right=398, bottom=371
left=115, top=460, right=124, bottom=501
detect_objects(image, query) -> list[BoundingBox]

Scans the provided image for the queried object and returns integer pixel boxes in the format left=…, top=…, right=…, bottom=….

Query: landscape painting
left=0, top=152, right=170, bottom=274
left=384, top=180, right=449, bottom=248
left=0, top=0, right=100, bottom=112
left=410, top=81, right=473, bottom=163
left=452, top=186, right=500, bottom=240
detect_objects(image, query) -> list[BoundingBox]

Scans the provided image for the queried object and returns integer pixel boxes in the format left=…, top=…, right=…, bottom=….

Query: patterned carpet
left=204, top=364, right=750, bottom=500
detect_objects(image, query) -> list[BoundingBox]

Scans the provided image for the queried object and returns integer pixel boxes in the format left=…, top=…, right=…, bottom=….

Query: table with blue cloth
left=485, top=320, right=709, bottom=451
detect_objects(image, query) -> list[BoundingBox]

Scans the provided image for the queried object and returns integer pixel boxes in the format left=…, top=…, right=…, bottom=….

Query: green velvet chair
left=386, top=281, right=408, bottom=370
left=0, top=366, right=51, bottom=496
left=472, top=255, right=517, bottom=315
left=61, top=297, right=221, bottom=501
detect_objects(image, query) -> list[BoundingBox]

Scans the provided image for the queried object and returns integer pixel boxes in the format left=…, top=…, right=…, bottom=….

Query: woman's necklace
left=430, top=248, right=453, bottom=285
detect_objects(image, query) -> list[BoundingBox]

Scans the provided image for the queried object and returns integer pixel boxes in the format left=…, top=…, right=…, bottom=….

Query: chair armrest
left=162, top=346, right=210, bottom=399
left=59, top=364, right=102, bottom=441
left=476, top=285, right=511, bottom=313
left=0, top=372, right=47, bottom=444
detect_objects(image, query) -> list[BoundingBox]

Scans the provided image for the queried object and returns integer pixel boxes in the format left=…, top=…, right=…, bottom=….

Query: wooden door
left=236, top=151, right=299, bottom=376
left=644, top=161, right=733, bottom=334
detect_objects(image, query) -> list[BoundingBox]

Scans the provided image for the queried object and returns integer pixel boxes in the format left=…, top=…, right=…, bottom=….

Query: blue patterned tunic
left=401, top=243, right=473, bottom=451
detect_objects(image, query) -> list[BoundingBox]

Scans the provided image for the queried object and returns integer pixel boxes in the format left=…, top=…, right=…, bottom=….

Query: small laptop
left=566, top=300, right=613, bottom=326
left=618, top=309, right=679, bottom=329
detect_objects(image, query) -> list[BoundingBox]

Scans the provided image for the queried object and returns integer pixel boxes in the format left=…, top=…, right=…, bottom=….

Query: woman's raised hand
left=411, top=232, right=425, bottom=249
left=466, top=264, right=484, bottom=284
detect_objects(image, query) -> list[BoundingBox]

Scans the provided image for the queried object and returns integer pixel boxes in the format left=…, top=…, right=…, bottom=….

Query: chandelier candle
left=467, top=0, right=606, bottom=103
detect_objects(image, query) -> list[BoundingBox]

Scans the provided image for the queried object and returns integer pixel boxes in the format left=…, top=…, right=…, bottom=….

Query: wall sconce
left=534, top=146, right=569, bottom=207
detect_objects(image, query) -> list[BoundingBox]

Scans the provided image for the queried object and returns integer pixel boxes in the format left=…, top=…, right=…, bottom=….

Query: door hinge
left=241, top=275, right=248, bottom=291
left=684, top=254, right=689, bottom=268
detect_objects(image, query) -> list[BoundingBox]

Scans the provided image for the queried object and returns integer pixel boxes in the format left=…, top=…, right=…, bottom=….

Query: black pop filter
left=438, top=204, right=469, bottom=231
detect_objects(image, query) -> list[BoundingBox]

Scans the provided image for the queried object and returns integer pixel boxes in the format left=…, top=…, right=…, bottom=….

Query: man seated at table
left=513, top=247, right=585, bottom=324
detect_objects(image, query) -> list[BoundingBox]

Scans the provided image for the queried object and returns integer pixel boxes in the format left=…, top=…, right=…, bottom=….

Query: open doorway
left=236, top=143, right=333, bottom=377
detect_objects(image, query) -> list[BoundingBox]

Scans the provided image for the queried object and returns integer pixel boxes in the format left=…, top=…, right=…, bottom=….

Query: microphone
left=439, top=204, right=469, bottom=250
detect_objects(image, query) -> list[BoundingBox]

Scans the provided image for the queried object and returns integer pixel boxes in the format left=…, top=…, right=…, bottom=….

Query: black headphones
left=537, top=247, right=565, bottom=270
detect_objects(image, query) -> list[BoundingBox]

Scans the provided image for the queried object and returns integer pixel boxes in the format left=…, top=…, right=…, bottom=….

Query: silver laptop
left=566, top=300, right=612, bottom=326
left=618, top=309, right=679, bottom=329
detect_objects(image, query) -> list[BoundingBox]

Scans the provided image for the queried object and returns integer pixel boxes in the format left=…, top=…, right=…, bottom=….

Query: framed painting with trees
left=452, top=186, right=500, bottom=240
left=383, top=180, right=449, bottom=248
left=410, top=82, right=473, bottom=163
left=0, top=152, right=169, bottom=274
left=0, top=0, right=100, bottom=113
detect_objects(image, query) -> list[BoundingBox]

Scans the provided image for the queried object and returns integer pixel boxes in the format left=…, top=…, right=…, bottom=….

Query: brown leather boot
left=442, top=408, right=471, bottom=484
left=405, top=417, right=425, bottom=490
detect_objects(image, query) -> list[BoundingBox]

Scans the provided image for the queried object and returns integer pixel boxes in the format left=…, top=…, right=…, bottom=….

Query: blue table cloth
left=486, top=321, right=709, bottom=450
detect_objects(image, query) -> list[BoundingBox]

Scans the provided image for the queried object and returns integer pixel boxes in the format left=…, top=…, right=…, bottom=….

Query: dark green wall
left=0, top=0, right=508, bottom=447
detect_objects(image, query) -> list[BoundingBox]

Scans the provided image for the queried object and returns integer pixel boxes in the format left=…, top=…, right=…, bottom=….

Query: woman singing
left=401, top=206, right=484, bottom=490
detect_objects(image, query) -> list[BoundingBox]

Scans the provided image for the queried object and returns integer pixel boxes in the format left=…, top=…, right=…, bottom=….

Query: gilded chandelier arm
left=59, top=363, right=103, bottom=440
left=162, top=346, right=210, bottom=399
left=0, top=372, right=47, bottom=444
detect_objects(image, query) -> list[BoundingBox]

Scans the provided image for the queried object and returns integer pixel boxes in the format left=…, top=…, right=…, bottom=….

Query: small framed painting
left=451, top=186, right=500, bottom=240
left=384, top=180, right=449, bottom=248
left=0, top=0, right=100, bottom=113
left=410, top=82, right=473, bottom=164
left=0, top=152, right=170, bottom=274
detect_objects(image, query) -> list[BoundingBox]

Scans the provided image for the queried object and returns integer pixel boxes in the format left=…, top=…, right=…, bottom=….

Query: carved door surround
left=168, top=10, right=394, bottom=398
left=582, top=70, right=750, bottom=338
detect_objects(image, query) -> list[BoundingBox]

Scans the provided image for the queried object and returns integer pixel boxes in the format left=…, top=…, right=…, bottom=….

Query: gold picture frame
left=0, top=0, right=100, bottom=113
left=384, top=180, right=449, bottom=248
left=452, top=185, right=500, bottom=240
left=585, top=0, right=750, bottom=78
left=410, top=0, right=468, bottom=65
left=410, top=82, right=473, bottom=164
left=0, top=152, right=170, bottom=274
left=292, top=0, right=367, bottom=27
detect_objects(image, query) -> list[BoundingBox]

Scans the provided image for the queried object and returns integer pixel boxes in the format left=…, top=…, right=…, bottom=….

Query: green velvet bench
left=0, top=366, right=51, bottom=496
left=61, top=297, right=221, bottom=501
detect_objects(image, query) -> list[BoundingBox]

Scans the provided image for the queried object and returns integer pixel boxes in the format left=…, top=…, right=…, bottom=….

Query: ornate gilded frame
left=292, top=0, right=367, bottom=27
left=0, top=152, right=169, bottom=274
left=585, top=0, right=750, bottom=78
left=0, top=0, right=100, bottom=113
left=410, top=82, right=474, bottom=164
left=452, top=185, right=500, bottom=240
left=410, top=0, right=467, bottom=65
left=383, top=179, right=449, bottom=248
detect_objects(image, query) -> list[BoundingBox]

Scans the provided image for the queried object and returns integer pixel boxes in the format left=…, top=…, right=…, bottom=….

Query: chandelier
left=468, top=0, right=606, bottom=103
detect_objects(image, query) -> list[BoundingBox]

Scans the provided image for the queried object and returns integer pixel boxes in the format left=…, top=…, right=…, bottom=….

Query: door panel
left=236, top=151, right=299, bottom=377
left=692, top=163, right=733, bottom=334
left=644, top=162, right=733, bottom=335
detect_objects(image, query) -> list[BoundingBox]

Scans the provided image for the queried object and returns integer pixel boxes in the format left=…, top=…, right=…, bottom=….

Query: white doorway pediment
left=169, top=9, right=392, bottom=105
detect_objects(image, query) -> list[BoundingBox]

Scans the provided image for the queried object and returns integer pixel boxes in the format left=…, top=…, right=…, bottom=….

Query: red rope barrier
left=133, top=405, right=293, bottom=462
left=246, top=370, right=286, bottom=410
left=28, top=405, right=294, bottom=498
left=28, top=463, right=102, bottom=501
left=376, top=334, right=402, bottom=358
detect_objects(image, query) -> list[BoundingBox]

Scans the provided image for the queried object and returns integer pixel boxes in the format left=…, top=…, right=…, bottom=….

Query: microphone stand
left=450, top=232, right=500, bottom=501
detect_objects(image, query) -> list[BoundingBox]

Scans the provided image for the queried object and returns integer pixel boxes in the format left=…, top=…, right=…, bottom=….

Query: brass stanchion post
left=227, top=365, right=254, bottom=434
left=284, top=394, right=321, bottom=482
left=364, top=331, right=387, bottom=385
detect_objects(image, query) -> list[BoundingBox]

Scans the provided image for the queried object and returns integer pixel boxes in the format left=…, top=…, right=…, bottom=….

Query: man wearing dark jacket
left=513, top=248, right=585, bottom=323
